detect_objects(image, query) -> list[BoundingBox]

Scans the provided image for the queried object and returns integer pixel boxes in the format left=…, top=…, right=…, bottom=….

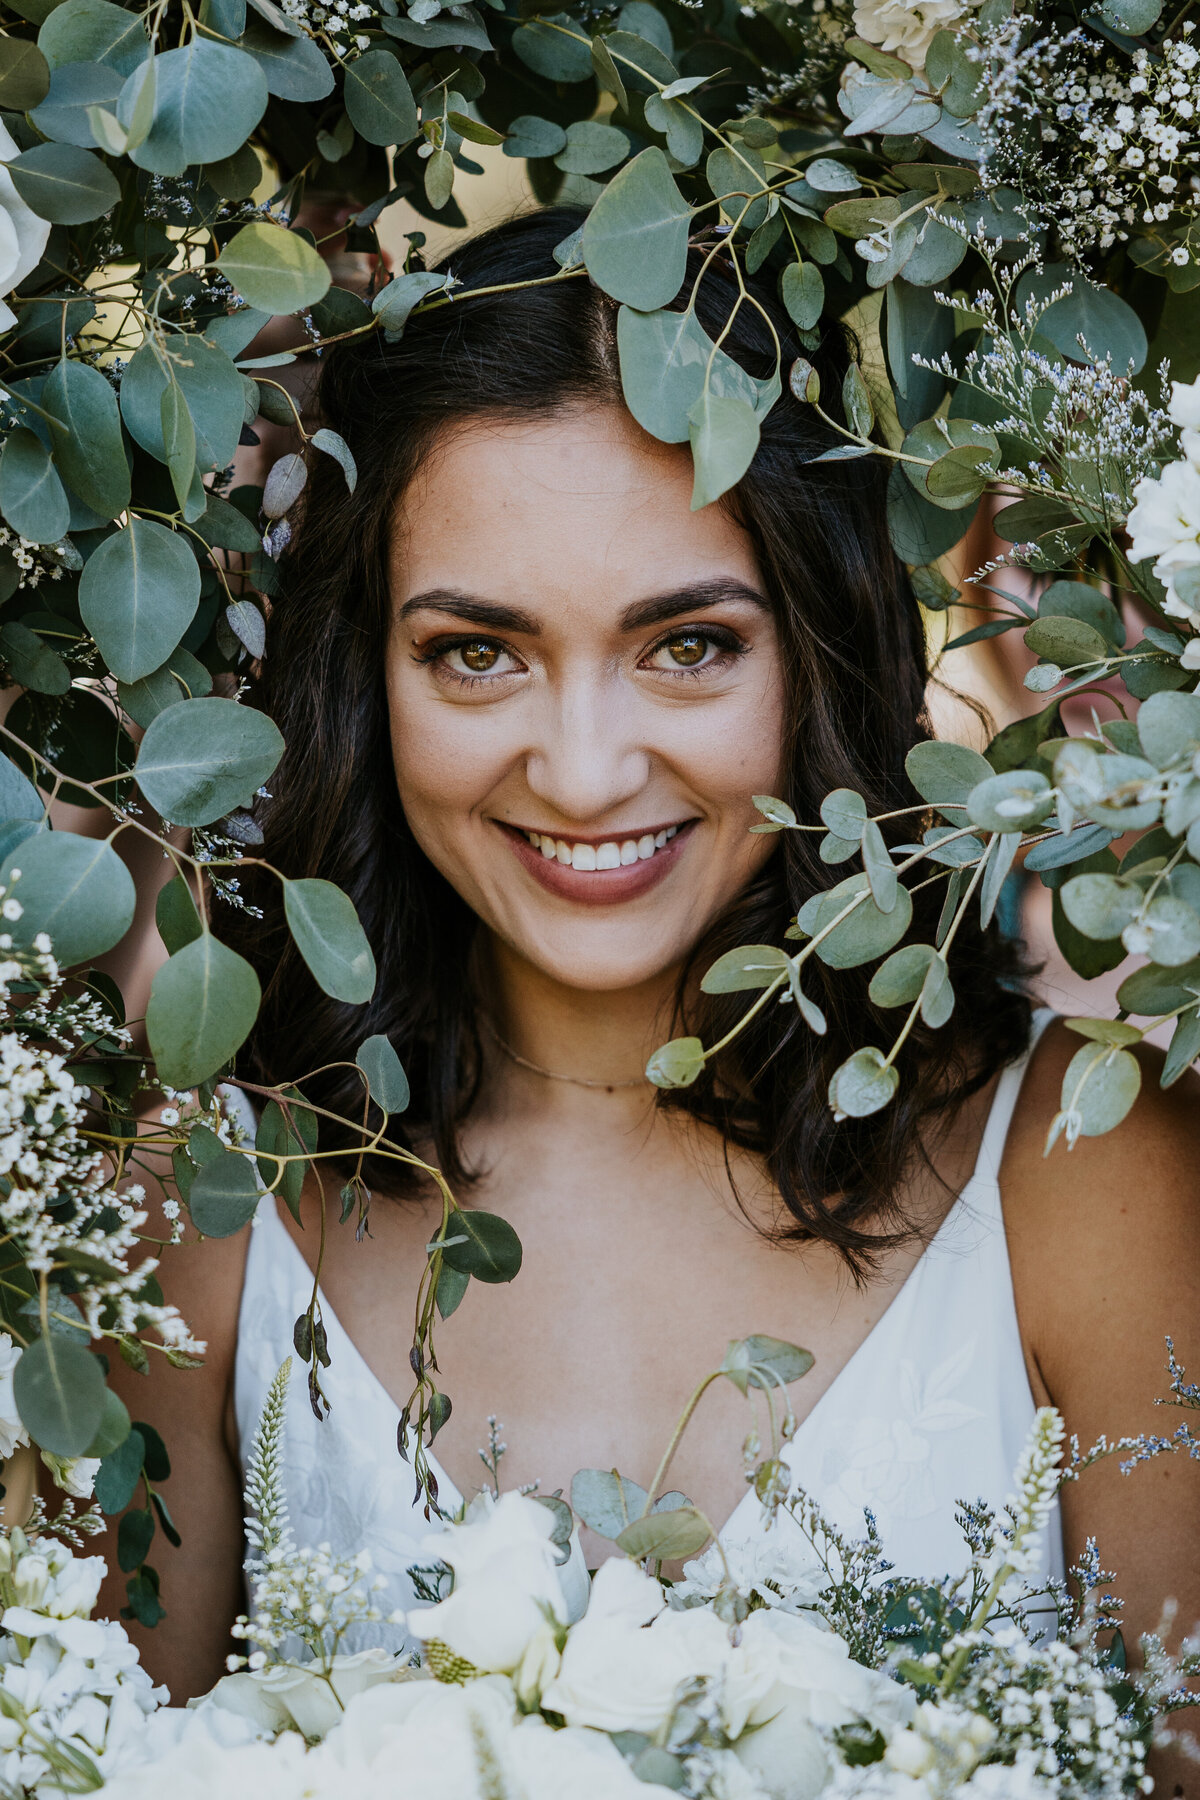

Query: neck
left=477, top=934, right=678, bottom=1110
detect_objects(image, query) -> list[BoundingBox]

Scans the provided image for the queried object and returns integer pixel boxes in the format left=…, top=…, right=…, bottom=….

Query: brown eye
left=461, top=640, right=499, bottom=672
left=665, top=632, right=708, bottom=667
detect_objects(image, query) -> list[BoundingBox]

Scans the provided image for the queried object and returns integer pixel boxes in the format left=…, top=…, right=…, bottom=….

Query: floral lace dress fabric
left=230, top=1009, right=1064, bottom=1651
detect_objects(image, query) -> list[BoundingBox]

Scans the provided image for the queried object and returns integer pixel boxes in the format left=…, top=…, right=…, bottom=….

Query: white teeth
left=521, top=826, right=688, bottom=870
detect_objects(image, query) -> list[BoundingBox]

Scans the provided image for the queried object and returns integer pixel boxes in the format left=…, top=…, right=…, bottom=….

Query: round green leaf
left=868, top=941, right=938, bottom=1007
left=616, top=304, right=759, bottom=446
left=966, top=769, right=1053, bottom=834
left=239, top=18, right=334, bottom=99
left=146, top=933, right=262, bottom=1088
left=798, top=872, right=914, bottom=969
left=440, top=1209, right=523, bottom=1283
left=1024, top=614, right=1110, bottom=669
left=343, top=49, right=417, bottom=147
left=189, top=1150, right=262, bottom=1237
left=886, top=462, right=977, bottom=564
left=828, top=1047, right=899, bottom=1118
left=646, top=1034, right=704, bottom=1088
left=79, top=517, right=201, bottom=684
left=1022, top=266, right=1147, bottom=374
left=554, top=120, right=629, bottom=176
left=503, top=115, right=567, bottom=159
left=14, top=1332, right=106, bottom=1457
left=371, top=269, right=446, bottom=338
left=582, top=148, right=692, bottom=311
left=616, top=1505, right=711, bottom=1560
left=1138, top=690, right=1200, bottom=772
left=282, top=876, right=376, bottom=1004
left=120, top=333, right=246, bottom=474
left=219, top=221, right=332, bottom=316
left=38, top=0, right=149, bottom=75
left=42, top=353, right=131, bottom=520
left=0, top=621, right=68, bottom=697
left=31, top=61, right=123, bottom=148
left=905, top=739, right=993, bottom=812
left=135, top=696, right=283, bottom=827
left=0, top=38, right=51, bottom=109
left=124, top=39, right=267, bottom=175
left=511, top=13, right=594, bottom=81
left=701, top=944, right=790, bottom=992
left=1060, top=872, right=1140, bottom=940
left=1142, top=894, right=1200, bottom=967
left=7, top=141, right=119, bottom=223
left=781, top=259, right=824, bottom=331
left=0, top=427, right=69, bottom=544
left=1061, top=1043, right=1142, bottom=1137
left=85, top=1386, right=131, bottom=1458
left=688, top=389, right=759, bottom=510
left=356, top=1033, right=410, bottom=1114
left=0, top=830, right=135, bottom=966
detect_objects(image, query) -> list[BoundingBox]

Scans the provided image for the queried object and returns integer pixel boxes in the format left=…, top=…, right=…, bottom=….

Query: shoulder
left=999, top=1015, right=1200, bottom=1398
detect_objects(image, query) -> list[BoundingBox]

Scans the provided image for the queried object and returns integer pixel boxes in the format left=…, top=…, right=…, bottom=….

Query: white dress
left=229, top=1009, right=1064, bottom=1649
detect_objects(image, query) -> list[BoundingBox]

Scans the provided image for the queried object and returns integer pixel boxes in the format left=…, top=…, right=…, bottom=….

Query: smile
left=521, top=825, right=681, bottom=871
left=496, top=820, right=696, bottom=906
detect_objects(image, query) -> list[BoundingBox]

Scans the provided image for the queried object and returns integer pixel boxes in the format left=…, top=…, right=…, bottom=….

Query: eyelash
left=411, top=626, right=749, bottom=688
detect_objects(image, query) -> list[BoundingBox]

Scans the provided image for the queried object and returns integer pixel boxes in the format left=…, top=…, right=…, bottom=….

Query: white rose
left=507, top=1716, right=653, bottom=1800
left=850, top=0, right=974, bottom=69
left=86, top=1731, right=313, bottom=1800
left=409, top=1492, right=571, bottom=1675
left=0, top=1335, right=29, bottom=1460
left=541, top=1563, right=728, bottom=1734
left=1126, top=458, right=1200, bottom=626
left=0, top=123, right=51, bottom=335
left=1169, top=375, right=1200, bottom=433
left=198, top=1648, right=413, bottom=1741
left=319, top=1672, right=517, bottom=1798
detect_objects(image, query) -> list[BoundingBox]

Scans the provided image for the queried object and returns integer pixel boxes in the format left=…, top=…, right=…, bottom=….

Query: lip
left=496, top=820, right=698, bottom=907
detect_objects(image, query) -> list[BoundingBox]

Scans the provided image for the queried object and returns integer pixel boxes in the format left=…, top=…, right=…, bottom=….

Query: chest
left=293, top=1124, right=925, bottom=1533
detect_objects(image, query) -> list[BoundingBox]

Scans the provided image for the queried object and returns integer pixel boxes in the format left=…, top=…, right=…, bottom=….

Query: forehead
left=389, top=407, right=761, bottom=608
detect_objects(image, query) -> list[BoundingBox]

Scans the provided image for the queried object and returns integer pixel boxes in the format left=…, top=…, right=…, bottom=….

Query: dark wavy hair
left=219, top=205, right=1032, bottom=1274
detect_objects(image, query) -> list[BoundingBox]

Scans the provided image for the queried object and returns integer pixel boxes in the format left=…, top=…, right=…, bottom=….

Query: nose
left=522, top=671, right=652, bottom=824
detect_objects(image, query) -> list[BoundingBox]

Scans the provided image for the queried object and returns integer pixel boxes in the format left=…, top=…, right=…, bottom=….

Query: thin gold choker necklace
left=480, top=1014, right=646, bottom=1091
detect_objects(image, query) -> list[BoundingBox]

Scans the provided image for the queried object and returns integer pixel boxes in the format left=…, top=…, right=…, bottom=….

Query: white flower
left=851, top=0, right=976, bottom=69
left=409, top=1492, right=572, bottom=1675
left=41, top=1452, right=101, bottom=1498
left=678, top=1521, right=827, bottom=1614
left=506, top=1715, right=656, bottom=1800
left=1126, top=455, right=1200, bottom=625
left=0, top=1333, right=29, bottom=1459
left=197, top=1647, right=414, bottom=1741
left=0, top=125, right=48, bottom=334
left=1180, top=637, right=1200, bottom=669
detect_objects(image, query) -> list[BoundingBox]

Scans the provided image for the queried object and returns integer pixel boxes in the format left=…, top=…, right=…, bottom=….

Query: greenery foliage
left=1, top=0, right=1199, bottom=1608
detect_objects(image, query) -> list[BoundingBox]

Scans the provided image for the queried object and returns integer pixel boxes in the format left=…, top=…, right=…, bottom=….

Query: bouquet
left=0, top=1341, right=1194, bottom=1800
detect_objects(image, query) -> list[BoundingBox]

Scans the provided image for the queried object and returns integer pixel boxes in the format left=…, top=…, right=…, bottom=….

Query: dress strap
left=968, top=1006, right=1056, bottom=1189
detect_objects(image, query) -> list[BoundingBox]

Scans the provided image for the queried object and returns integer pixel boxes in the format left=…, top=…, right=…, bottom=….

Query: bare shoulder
left=999, top=1015, right=1200, bottom=1402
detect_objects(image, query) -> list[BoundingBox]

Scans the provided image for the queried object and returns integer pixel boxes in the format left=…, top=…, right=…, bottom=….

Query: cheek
left=385, top=664, right=503, bottom=833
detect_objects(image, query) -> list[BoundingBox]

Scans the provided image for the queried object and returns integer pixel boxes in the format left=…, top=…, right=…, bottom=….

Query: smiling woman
left=122, top=207, right=1200, bottom=1716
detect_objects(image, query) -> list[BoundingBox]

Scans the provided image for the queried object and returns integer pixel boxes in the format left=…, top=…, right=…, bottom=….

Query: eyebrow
left=397, top=579, right=771, bottom=634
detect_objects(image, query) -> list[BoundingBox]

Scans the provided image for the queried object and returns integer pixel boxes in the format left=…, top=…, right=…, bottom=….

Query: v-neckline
left=245, top=1008, right=1047, bottom=1532
left=260, top=1158, right=988, bottom=1532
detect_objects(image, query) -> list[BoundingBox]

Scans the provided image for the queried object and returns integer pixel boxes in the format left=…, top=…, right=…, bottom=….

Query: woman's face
left=386, top=407, right=787, bottom=995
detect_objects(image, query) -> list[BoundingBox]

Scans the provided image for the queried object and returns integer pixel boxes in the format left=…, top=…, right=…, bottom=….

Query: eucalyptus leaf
left=42, top=352, right=130, bottom=520
left=0, top=428, right=69, bottom=544
left=282, top=876, right=376, bottom=1004
left=828, top=1046, right=899, bottom=1118
left=13, top=1331, right=106, bottom=1456
left=797, top=873, right=913, bottom=968
left=0, top=830, right=135, bottom=966
left=79, top=517, right=200, bottom=684
left=220, top=222, right=331, bottom=315
left=7, top=142, right=119, bottom=222
left=700, top=944, right=790, bottom=992
left=189, top=1150, right=261, bottom=1237
left=645, top=1035, right=704, bottom=1088
left=135, top=697, right=283, bottom=827
left=1060, top=1043, right=1142, bottom=1137
left=582, top=149, right=691, bottom=311
left=440, top=1210, right=522, bottom=1283
left=356, top=1033, right=410, bottom=1114
left=616, top=1505, right=711, bottom=1560
left=146, top=933, right=262, bottom=1088
left=124, top=39, right=267, bottom=175
left=343, top=50, right=418, bottom=146
left=688, top=390, right=758, bottom=510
